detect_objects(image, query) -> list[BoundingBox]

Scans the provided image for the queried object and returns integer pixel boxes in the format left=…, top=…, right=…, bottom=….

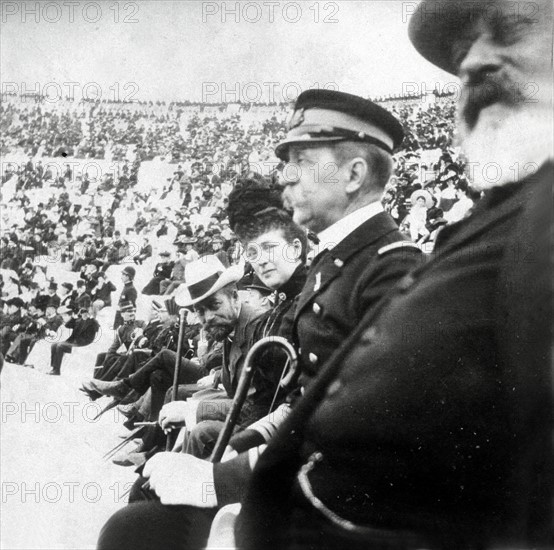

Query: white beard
left=457, top=105, right=553, bottom=191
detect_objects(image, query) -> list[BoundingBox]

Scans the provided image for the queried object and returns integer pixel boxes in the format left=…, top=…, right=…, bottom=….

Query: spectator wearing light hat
left=404, top=189, right=433, bottom=242
left=86, top=256, right=264, bottom=435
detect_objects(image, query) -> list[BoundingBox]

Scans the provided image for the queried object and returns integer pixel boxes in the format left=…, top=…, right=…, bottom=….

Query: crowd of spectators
left=1, top=91, right=475, bottom=372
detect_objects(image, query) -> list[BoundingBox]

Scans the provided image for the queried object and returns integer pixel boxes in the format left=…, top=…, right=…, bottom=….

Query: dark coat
left=74, top=292, right=92, bottom=311
left=142, top=263, right=173, bottom=295
left=118, top=281, right=137, bottom=307
left=220, top=302, right=265, bottom=398
left=106, top=320, right=146, bottom=354
left=238, top=264, right=308, bottom=429
left=237, top=163, right=553, bottom=549
left=91, top=281, right=117, bottom=306
left=65, top=316, right=99, bottom=346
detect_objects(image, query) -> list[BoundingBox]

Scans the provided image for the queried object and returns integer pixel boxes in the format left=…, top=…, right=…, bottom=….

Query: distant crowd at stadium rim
left=1, top=87, right=456, bottom=107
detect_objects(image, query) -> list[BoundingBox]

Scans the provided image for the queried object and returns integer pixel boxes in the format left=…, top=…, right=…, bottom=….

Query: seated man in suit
left=47, top=307, right=99, bottom=376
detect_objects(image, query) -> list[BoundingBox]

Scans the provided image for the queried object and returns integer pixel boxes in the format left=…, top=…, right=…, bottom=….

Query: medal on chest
left=314, top=272, right=321, bottom=292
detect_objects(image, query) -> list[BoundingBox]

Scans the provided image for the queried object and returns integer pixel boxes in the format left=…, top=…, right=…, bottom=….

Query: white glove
left=143, top=452, right=217, bottom=507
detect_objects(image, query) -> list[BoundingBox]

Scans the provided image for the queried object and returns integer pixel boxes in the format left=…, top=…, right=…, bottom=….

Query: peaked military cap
left=120, top=302, right=136, bottom=313
left=275, top=89, right=404, bottom=160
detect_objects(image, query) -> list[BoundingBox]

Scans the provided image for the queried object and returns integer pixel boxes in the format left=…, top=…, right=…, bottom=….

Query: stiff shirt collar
left=317, top=201, right=383, bottom=251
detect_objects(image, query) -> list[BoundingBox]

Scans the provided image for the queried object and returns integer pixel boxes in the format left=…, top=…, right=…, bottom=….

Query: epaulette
left=377, top=241, right=421, bottom=255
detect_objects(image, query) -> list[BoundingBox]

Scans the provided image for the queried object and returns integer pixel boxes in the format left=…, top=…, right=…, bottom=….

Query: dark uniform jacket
left=106, top=320, right=146, bottom=354
left=237, top=163, right=553, bottom=549
left=293, top=211, right=423, bottom=389
left=118, top=281, right=137, bottom=308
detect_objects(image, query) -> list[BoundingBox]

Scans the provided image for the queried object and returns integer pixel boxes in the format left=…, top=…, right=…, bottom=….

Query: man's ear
left=344, top=157, right=368, bottom=195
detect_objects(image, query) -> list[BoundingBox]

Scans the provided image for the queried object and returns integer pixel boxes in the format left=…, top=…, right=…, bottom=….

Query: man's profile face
left=121, top=311, right=135, bottom=322
left=194, top=288, right=239, bottom=341
left=452, top=0, right=553, bottom=188
left=282, top=145, right=349, bottom=234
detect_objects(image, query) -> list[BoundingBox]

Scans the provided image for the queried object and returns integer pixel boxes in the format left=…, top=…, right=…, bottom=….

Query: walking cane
left=165, top=307, right=187, bottom=451
left=135, top=307, right=189, bottom=498
left=139, top=336, right=297, bottom=499
left=210, top=336, right=298, bottom=462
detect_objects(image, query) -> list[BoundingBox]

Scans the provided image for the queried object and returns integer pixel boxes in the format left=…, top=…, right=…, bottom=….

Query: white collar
left=317, top=201, right=383, bottom=251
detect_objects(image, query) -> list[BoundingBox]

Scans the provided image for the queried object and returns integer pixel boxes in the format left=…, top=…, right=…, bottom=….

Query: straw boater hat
left=174, top=256, right=243, bottom=307
left=410, top=189, right=434, bottom=208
